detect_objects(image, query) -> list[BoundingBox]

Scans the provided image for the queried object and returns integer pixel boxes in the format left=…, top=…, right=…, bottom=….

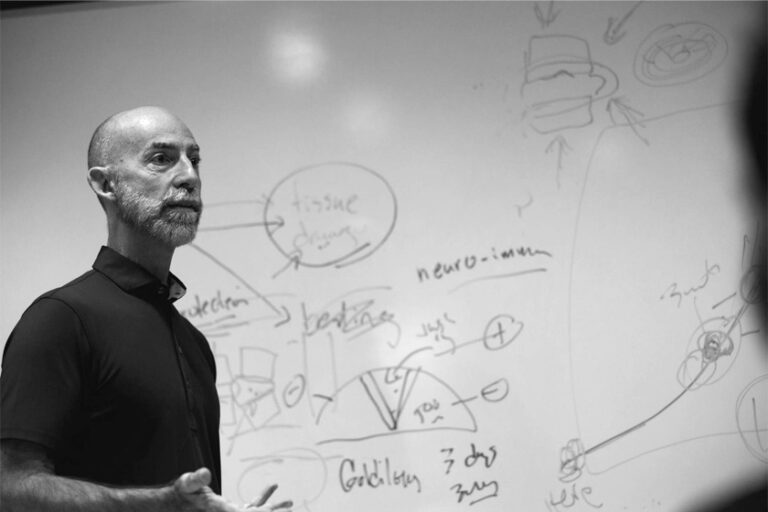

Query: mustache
left=162, top=193, right=203, bottom=212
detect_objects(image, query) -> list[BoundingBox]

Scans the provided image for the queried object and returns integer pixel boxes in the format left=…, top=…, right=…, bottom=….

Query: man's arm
left=0, top=439, right=283, bottom=512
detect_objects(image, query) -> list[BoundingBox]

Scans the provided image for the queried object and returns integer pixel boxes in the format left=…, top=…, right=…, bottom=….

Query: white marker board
left=1, top=2, right=766, bottom=511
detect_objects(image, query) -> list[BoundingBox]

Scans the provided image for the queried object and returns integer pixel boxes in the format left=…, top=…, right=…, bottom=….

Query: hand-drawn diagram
left=216, top=347, right=281, bottom=454
left=634, top=23, right=728, bottom=86
left=521, top=35, right=619, bottom=135
left=559, top=300, right=750, bottom=481
left=563, top=103, right=762, bottom=495
left=315, top=366, right=478, bottom=444
left=169, top=7, right=758, bottom=510
left=298, top=285, right=402, bottom=417
left=180, top=241, right=292, bottom=329
left=264, top=162, right=398, bottom=274
left=676, top=314, right=743, bottom=391
left=236, top=448, right=331, bottom=507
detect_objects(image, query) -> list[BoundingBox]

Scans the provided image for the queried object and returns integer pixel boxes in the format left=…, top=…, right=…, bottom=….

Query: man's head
left=87, top=106, right=203, bottom=248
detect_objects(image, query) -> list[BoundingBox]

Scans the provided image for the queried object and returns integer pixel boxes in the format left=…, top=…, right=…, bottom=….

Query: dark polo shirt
left=0, top=246, right=221, bottom=493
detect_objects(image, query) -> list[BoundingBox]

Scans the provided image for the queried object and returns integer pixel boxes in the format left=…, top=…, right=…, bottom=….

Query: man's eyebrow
left=144, top=142, right=200, bottom=152
left=144, top=142, right=177, bottom=152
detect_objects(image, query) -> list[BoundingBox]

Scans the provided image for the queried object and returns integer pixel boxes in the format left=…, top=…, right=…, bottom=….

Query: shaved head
left=87, top=106, right=193, bottom=170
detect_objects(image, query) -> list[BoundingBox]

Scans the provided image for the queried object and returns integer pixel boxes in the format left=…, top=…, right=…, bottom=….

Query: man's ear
left=87, top=166, right=115, bottom=201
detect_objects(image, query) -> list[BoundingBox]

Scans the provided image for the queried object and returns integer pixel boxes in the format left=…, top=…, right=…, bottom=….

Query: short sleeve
left=0, top=297, right=88, bottom=452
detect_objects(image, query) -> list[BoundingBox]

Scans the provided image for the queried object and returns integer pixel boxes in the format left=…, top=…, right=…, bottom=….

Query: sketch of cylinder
left=521, top=35, right=618, bottom=134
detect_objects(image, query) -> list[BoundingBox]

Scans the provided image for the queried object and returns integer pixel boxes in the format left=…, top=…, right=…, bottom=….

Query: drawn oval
left=482, top=314, right=524, bottom=351
left=634, top=23, right=728, bottom=87
left=237, top=448, right=328, bottom=505
left=282, top=373, right=306, bottom=408
left=480, top=378, right=509, bottom=403
left=264, top=162, right=397, bottom=268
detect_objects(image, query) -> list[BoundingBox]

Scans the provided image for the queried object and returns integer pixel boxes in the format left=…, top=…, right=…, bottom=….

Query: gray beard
left=113, top=181, right=202, bottom=247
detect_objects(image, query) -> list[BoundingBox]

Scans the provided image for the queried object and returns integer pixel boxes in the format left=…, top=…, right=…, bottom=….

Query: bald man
left=0, top=107, right=292, bottom=512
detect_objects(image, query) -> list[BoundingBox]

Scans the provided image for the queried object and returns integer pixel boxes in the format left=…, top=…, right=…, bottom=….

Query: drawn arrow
left=188, top=243, right=291, bottom=328
left=606, top=96, right=649, bottom=145
left=271, top=250, right=302, bottom=280
left=534, top=0, right=560, bottom=29
left=198, top=216, right=285, bottom=233
left=603, top=0, right=643, bottom=45
left=545, top=135, right=571, bottom=171
left=274, top=305, right=291, bottom=327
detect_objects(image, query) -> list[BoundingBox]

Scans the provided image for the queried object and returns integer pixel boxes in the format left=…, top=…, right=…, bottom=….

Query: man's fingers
left=246, top=500, right=294, bottom=511
left=175, top=467, right=212, bottom=495
left=248, top=484, right=278, bottom=507
left=268, top=499, right=294, bottom=510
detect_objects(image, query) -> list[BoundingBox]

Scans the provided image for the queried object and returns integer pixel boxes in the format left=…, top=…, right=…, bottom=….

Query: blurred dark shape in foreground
left=686, top=24, right=768, bottom=512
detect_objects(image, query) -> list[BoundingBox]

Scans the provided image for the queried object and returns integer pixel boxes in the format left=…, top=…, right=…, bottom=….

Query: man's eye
left=150, top=154, right=171, bottom=165
left=190, top=156, right=201, bottom=166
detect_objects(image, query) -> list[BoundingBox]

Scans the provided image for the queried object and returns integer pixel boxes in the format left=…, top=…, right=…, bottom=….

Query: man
left=0, top=106, right=292, bottom=511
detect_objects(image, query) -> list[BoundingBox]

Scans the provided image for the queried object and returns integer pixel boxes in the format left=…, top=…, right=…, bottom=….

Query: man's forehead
left=115, top=112, right=198, bottom=151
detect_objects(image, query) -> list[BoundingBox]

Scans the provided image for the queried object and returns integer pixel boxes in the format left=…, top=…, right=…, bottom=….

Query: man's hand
left=174, top=468, right=292, bottom=512
left=1, top=440, right=283, bottom=512
left=245, top=484, right=293, bottom=511
left=173, top=467, right=241, bottom=511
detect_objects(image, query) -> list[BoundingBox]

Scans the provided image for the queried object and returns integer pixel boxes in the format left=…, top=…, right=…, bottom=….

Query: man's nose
left=173, top=155, right=201, bottom=192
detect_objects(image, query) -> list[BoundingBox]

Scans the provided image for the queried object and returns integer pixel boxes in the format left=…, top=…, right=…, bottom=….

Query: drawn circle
left=677, top=317, right=740, bottom=390
left=482, top=314, right=524, bottom=351
left=237, top=448, right=328, bottom=505
left=264, top=162, right=397, bottom=268
left=634, top=23, right=728, bottom=86
left=735, top=375, right=768, bottom=462
left=480, top=378, right=509, bottom=403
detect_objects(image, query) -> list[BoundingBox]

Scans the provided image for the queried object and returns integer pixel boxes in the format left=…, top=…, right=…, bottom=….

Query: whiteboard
left=1, top=2, right=766, bottom=511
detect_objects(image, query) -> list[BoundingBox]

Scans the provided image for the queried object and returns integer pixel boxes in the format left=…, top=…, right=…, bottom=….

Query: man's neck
left=106, top=231, right=174, bottom=283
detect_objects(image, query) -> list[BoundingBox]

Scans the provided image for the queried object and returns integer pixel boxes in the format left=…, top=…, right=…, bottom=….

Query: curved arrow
left=189, top=242, right=291, bottom=327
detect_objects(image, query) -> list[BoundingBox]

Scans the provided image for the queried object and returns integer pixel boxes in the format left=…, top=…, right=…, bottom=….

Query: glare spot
left=270, top=32, right=326, bottom=85
left=342, top=96, right=392, bottom=143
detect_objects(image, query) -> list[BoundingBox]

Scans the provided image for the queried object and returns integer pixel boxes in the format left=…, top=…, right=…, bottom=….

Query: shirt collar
left=92, top=246, right=187, bottom=303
